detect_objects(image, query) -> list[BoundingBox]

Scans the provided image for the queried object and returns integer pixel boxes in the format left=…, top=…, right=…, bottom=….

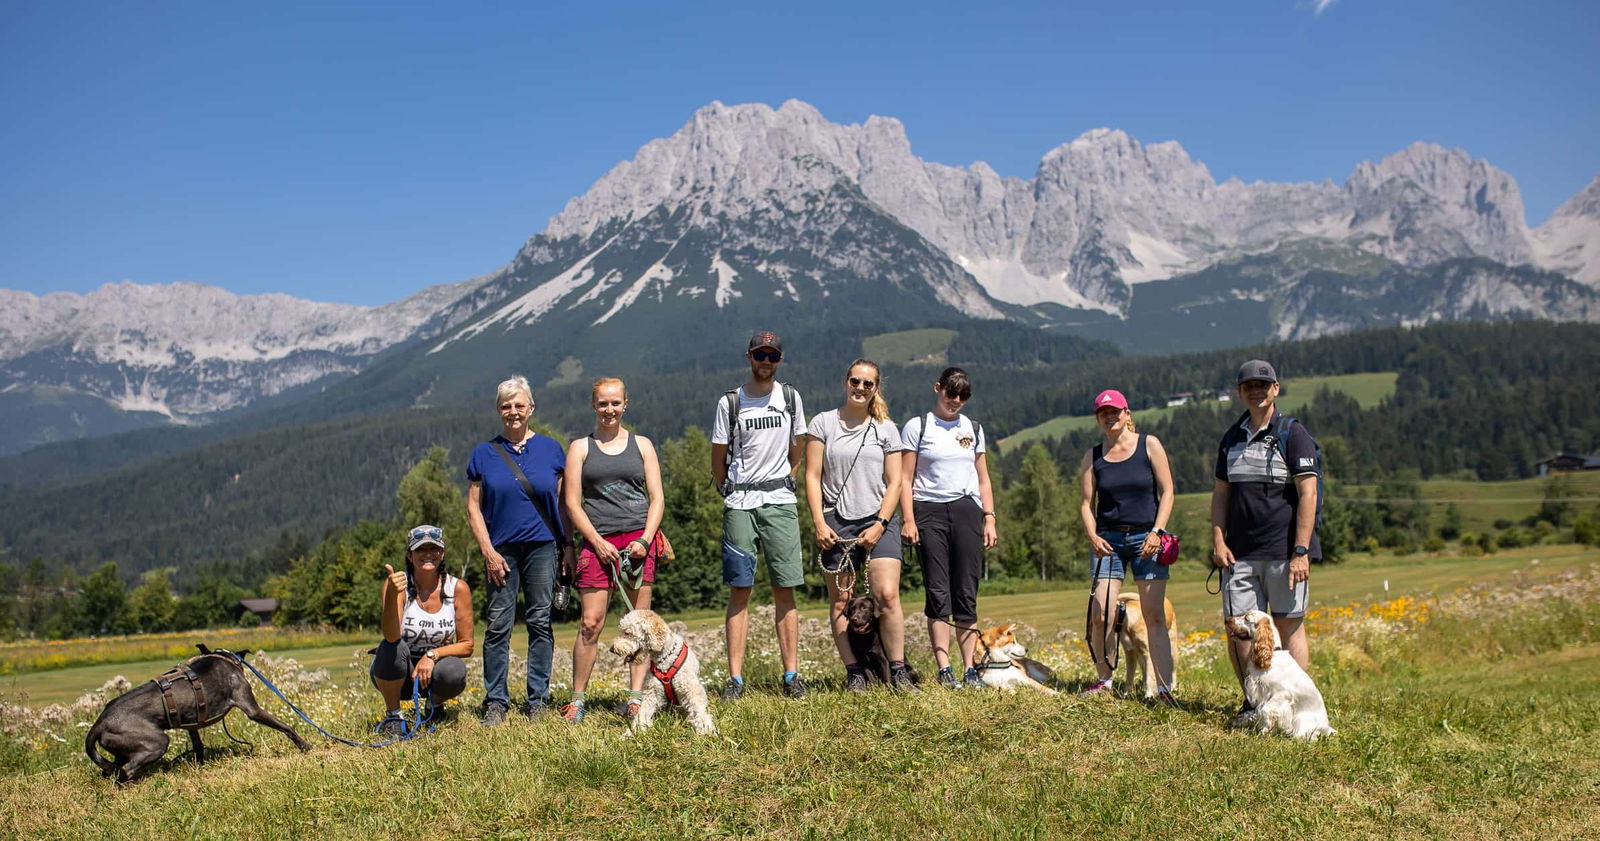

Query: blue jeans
left=482, top=540, right=557, bottom=708
left=1090, top=530, right=1169, bottom=581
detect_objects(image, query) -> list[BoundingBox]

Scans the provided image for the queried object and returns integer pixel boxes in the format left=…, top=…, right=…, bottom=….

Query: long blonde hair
left=1125, top=409, right=1137, bottom=434
left=848, top=358, right=889, bottom=421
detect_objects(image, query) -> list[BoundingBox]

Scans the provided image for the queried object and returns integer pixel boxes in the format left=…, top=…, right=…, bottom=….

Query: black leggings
left=370, top=639, right=467, bottom=703
left=914, top=497, right=985, bottom=623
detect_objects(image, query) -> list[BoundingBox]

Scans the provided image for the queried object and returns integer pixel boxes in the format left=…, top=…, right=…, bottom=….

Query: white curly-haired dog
left=1229, top=609, right=1335, bottom=740
left=609, top=609, right=715, bottom=735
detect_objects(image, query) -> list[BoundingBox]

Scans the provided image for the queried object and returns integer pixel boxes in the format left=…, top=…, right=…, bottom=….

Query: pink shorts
left=575, top=530, right=661, bottom=590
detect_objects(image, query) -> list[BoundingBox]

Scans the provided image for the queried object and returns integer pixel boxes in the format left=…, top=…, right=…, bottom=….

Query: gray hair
left=495, top=375, right=533, bottom=408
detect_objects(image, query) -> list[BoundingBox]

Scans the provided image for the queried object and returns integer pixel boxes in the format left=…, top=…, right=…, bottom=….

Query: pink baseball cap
left=1093, top=389, right=1129, bottom=411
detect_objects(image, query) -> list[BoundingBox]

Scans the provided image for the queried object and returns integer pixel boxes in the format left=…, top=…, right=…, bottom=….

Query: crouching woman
left=372, top=524, right=475, bottom=736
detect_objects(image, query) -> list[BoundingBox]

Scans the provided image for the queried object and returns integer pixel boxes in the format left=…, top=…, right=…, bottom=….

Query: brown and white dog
left=609, top=609, right=715, bottom=735
left=1116, top=592, right=1178, bottom=698
left=974, top=623, right=1058, bottom=695
left=1228, top=609, right=1334, bottom=740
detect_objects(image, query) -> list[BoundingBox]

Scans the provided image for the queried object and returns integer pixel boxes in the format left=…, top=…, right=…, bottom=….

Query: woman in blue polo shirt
left=1077, top=388, right=1177, bottom=707
left=466, top=374, right=572, bottom=725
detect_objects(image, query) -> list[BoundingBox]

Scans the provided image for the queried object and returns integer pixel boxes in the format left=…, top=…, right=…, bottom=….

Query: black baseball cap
left=748, top=331, right=782, bottom=352
left=1237, top=360, right=1279, bottom=384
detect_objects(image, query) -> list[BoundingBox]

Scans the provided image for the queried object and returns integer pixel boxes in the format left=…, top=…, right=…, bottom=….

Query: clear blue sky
left=2, top=0, right=1596, bottom=305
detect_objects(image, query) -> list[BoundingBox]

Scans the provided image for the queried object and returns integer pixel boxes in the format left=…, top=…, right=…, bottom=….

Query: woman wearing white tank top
left=371, top=524, right=475, bottom=737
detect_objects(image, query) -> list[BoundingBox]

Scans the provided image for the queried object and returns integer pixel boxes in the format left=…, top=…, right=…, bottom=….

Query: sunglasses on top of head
left=409, top=526, right=443, bottom=543
left=848, top=377, right=877, bottom=390
left=750, top=350, right=782, bottom=363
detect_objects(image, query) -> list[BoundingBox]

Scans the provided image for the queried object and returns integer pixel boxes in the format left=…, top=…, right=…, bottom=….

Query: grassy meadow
left=1000, top=371, right=1400, bottom=450
left=3, top=545, right=1599, bottom=838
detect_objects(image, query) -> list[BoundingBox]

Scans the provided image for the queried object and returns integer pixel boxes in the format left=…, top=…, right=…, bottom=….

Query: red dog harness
left=650, top=642, right=689, bottom=706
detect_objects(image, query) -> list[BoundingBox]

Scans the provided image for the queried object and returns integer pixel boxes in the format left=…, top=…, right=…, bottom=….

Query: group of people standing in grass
left=369, top=332, right=1319, bottom=735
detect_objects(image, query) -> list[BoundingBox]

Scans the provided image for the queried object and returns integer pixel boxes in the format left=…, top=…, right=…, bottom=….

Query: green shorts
left=722, top=503, right=805, bottom=589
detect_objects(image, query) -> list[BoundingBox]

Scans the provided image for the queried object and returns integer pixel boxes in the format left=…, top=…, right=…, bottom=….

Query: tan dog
left=609, top=609, right=715, bottom=735
left=1116, top=592, right=1178, bottom=698
left=974, top=623, right=1058, bottom=695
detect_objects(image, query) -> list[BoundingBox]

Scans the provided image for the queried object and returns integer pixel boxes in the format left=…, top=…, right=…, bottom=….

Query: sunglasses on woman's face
left=750, top=350, right=781, bottom=363
left=848, top=377, right=877, bottom=390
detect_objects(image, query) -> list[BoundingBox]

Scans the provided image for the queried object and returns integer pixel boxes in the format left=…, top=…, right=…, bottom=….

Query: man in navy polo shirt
left=1210, top=359, right=1320, bottom=730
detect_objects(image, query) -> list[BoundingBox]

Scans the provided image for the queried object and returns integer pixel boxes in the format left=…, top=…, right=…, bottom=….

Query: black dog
left=844, top=595, right=920, bottom=686
left=85, top=645, right=310, bottom=783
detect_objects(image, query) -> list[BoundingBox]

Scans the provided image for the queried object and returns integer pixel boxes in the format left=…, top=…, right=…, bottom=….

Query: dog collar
left=978, top=660, right=1015, bottom=671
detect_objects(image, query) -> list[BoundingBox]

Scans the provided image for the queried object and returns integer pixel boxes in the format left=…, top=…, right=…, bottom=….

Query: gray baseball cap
left=1237, top=360, right=1278, bottom=384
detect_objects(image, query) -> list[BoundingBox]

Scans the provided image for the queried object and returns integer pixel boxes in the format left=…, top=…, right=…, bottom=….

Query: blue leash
left=230, top=652, right=434, bottom=747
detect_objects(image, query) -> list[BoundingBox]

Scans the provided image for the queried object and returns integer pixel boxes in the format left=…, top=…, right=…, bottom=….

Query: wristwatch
left=425, top=650, right=438, bottom=661
left=877, top=517, right=892, bottom=529
left=1293, top=545, right=1310, bottom=558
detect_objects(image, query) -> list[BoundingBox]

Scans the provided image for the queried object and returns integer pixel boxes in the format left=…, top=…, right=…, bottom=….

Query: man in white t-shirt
left=710, top=331, right=808, bottom=700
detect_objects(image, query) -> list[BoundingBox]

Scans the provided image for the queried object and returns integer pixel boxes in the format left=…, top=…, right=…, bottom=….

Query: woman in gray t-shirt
left=804, top=359, right=915, bottom=692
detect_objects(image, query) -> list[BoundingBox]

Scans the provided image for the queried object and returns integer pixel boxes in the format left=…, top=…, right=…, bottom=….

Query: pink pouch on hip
left=1156, top=532, right=1181, bottom=566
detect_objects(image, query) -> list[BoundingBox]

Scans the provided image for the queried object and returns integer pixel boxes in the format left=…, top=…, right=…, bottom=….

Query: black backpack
left=1230, top=411, right=1324, bottom=533
left=723, top=382, right=800, bottom=468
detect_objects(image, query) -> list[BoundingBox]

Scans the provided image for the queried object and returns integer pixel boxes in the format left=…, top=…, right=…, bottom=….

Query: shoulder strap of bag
left=491, top=439, right=562, bottom=542
left=723, top=390, right=741, bottom=467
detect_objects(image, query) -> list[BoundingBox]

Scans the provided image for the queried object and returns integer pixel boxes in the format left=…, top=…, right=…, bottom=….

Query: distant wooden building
left=237, top=598, right=279, bottom=624
left=1538, top=454, right=1600, bottom=476
left=1166, top=392, right=1195, bottom=407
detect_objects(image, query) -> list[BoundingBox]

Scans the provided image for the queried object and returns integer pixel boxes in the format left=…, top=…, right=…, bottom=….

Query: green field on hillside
left=1001, top=371, right=1400, bottom=450
left=861, top=327, right=958, bottom=366
left=3, top=546, right=1597, bottom=838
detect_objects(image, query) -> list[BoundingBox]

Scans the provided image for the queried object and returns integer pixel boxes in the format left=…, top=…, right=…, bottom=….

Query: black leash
left=1084, top=553, right=1123, bottom=674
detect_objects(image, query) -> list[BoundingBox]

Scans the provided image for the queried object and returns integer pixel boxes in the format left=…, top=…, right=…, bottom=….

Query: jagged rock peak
left=1549, top=174, right=1600, bottom=220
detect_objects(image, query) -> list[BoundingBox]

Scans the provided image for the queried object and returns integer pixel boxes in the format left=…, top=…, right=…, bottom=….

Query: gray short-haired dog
left=85, top=645, right=311, bottom=783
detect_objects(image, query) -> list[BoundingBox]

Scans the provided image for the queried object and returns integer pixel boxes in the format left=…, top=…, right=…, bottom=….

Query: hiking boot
left=962, top=668, right=987, bottom=690
left=783, top=673, right=809, bottom=699
left=482, top=701, right=508, bottom=727
left=722, top=678, right=746, bottom=701
left=376, top=713, right=406, bottom=738
left=1154, top=690, right=1180, bottom=710
left=1228, top=703, right=1259, bottom=730
left=523, top=700, right=549, bottom=719
left=1079, top=679, right=1114, bottom=698
left=938, top=666, right=961, bottom=690
left=559, top=702, right=586, bottom=724
left=844, top=668, right=868, bottom=694
left=889, top=662, right=920, bottom=694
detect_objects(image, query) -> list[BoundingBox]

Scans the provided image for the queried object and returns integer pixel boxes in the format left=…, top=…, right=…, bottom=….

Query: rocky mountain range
left=3, top=99, right=1598, bottom=454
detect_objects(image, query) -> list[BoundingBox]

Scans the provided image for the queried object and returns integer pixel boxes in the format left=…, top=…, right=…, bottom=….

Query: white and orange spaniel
left=609, top=609, right=716, bottom=736
left=1229, top=609, right=1334, bottom=740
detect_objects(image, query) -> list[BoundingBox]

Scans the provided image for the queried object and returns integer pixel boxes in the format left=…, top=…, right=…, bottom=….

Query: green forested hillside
left=0, top=321, right=1596, bottom=588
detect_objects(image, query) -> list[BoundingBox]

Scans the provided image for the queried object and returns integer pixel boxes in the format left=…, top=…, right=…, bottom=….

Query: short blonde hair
left=496, top=375, right=533, bottom=408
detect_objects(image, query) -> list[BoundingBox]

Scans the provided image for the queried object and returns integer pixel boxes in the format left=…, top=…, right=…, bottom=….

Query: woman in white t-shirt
left=900, top=367, right=998, bottom=690
left=805, top=359, right=915, bottom=693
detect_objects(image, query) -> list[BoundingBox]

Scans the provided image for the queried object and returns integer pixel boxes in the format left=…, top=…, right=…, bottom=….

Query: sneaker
left=962, top=668, right=987, bottom=690
left=889, top=662, right=921, bottom=694
left=559, top=702, right=585, bottom=724
left=1079, top=679, right=1114, bottom=698
left=524, top=700, right=549, bottom=719
left=376, top=713, right=406, bottom=738
left=1228, top=703, right=1259, bottom=730
left=482, top=701, right=508, bottom=727
left=1154, top=690, right=1180, bottom=710
left=722, top=678, right=746, bottom=701
left=844, top=668, right=868, bottom=694
left=938, top=666, right=961, bottom=690
left=783, top=673, right=809, bottom=699
left=623, top=698, right=642, bottom=721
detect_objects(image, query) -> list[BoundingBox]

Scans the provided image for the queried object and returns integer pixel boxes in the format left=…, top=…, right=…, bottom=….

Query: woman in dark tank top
left=1075, top=389, right=1178, bottom=706
left=560, top=377, right=667, bottom=723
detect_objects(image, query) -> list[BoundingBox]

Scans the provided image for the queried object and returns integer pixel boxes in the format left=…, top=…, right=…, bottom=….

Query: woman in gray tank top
left=560, top=377, right=666, bottom=723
